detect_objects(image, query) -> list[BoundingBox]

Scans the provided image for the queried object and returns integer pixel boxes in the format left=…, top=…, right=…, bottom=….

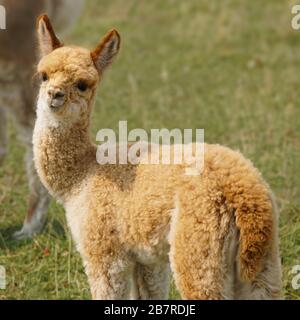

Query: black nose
left=48, top=89, right=65, bottom=99
left=54, top=91, right=65, bottom=99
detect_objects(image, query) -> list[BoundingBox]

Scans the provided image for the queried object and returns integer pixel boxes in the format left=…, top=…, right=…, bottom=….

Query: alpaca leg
left=134, top=262, right=170, bottom=300
left=169, top=187, right=236, bottom=300
left=13, top=123, right=50, bottom=239
left=169, top=208, right=225, bottom=300
left=170, top=224, right=236, bottom=300
left=86, top=258, right=134, bottom=300
left=0, top=107, right=8, bottom=163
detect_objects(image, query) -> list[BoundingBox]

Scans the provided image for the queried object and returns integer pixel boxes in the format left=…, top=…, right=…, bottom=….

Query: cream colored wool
left=33, top=15, right=282, bottom=300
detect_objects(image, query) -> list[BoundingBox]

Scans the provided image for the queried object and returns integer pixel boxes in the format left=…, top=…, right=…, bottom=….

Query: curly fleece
left=33, top=16, right=282, bottom=300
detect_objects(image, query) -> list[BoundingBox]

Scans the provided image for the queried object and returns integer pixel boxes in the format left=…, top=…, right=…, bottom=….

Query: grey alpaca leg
left=0, top=107, right=8, bottom=163
left=13, top=123, right=50, bottom=239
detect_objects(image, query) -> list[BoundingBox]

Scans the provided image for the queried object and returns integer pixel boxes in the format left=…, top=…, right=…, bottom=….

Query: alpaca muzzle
left=47, top=88, right=66, bottom=110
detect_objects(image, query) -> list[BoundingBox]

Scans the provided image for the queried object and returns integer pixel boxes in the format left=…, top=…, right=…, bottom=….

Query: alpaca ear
left=37, top=14, right=62, bottom=58
left=91, top=29, right=120, bottom=72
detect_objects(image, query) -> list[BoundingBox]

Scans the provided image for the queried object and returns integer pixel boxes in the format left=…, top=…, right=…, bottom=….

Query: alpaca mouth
left=49, top=98, right=65, bottom=110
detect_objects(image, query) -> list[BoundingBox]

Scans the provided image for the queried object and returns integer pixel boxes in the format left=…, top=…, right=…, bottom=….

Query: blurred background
left=0, top=0, right=299, bottom=299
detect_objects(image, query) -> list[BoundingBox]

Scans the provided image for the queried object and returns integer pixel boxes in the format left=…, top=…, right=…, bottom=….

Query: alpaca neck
left=33, top=113, right=96, bottom=202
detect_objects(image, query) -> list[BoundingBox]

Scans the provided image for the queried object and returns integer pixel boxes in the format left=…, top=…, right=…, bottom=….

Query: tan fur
left=0, top=0, right=85, bottom=239
left=32, top=16, right=282, bottom=300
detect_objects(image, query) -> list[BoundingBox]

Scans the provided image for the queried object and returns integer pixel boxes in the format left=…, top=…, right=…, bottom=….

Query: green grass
left=0, top=0, right=300, bottom=299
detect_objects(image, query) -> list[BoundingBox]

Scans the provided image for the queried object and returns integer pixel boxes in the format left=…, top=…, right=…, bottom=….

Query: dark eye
left=41, top=72, right=48, bottom=82
left=77, top=80, right=88, bottom=92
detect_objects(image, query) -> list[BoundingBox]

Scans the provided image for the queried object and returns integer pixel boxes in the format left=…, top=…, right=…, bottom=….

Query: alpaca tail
left=214, top=146, right=275, bottom=281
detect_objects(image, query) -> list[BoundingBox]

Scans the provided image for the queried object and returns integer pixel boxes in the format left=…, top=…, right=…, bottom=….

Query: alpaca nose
left=54, top=91, right=65, bottom=99
left=47, top=87, right=66, bottom=108
left=48, top=88, right=65, bottom=99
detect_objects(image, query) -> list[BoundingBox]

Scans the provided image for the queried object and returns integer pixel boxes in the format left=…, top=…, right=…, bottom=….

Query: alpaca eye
left=41, top=72, right=48, bottom=82
left=77, top=80, right=88, bottom=92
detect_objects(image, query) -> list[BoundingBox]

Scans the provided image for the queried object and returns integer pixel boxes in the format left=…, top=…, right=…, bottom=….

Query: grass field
left=0, top=0, right=300, bottom=299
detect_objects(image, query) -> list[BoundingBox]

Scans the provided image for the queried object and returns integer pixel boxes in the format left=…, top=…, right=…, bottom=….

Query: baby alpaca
left=33, top=15, right=282, bottom=300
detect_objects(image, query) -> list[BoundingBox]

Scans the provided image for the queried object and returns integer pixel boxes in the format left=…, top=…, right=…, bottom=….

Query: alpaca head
left=36, top=14, right=120, bottom=124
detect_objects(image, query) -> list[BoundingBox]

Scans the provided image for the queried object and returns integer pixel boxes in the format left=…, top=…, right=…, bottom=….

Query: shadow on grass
left=47, top=218, right=67, bottom=239
left=0, top=225, right=30, bottom=250
left=0, top=218, right=67, bottom=251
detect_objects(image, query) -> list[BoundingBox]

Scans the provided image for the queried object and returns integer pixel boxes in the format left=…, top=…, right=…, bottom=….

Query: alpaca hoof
left=12, top=223, right=43, bottom=240
left=13, top=228, right=34, bottom=240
